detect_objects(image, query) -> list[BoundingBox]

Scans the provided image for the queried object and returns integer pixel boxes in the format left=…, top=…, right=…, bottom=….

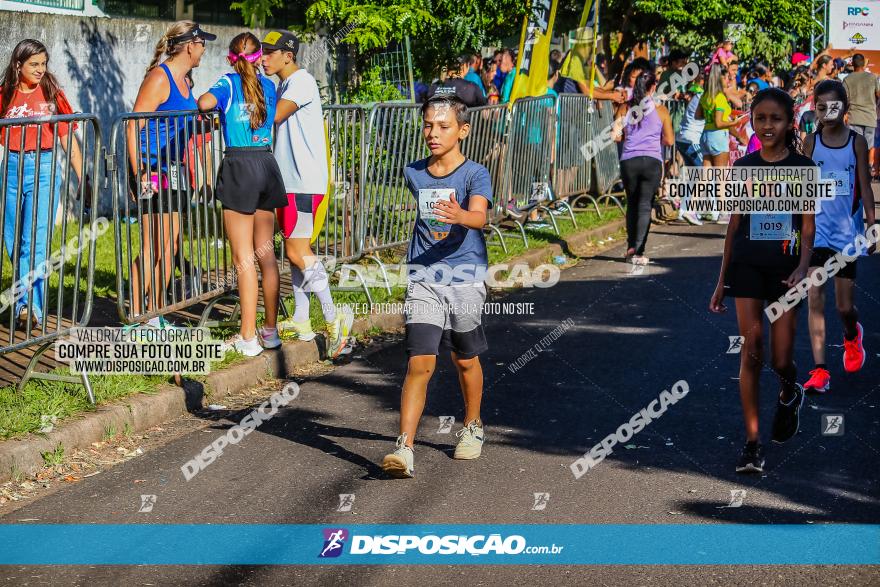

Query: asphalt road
left=1, top=216, right=878, bottom=586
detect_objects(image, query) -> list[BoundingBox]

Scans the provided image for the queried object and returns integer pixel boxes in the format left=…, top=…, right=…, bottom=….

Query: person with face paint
left=0, top=39, right=85, bottom=330
left=710, top=88, right=816, bottom=474
left=800, top=80, right=875, bottom=394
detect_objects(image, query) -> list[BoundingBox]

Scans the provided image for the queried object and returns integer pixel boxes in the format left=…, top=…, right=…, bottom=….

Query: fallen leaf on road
left=134, top=479, right=146, bottom=483
left=63, top=475, right=78, bottom=482
left=667, top=511, right=683, bottom=515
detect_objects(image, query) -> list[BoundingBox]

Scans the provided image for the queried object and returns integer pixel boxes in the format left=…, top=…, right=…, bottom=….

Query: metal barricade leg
left=18, top=340, right=95, bottom=404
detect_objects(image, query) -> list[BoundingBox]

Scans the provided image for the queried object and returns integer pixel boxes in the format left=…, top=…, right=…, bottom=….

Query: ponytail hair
left=229, top=33, right=267, bottom=130
left=146, top=20, right=197, bottom=74
left=629, top=70, right=657, bottom=108
left=750, top=87, right=802, bottom=155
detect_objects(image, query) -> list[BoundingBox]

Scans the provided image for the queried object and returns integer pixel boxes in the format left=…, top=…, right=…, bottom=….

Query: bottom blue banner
left=0, top=524, right=876, bottom=565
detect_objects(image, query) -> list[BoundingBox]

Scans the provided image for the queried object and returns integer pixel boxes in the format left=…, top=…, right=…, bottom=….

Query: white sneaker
left=681, top=211, right=703, bottom=226
left=259, top=327, right=282, bottom=349
left=382, top=433, right=414, bottom=478
left=224, top=334, right=263, bottom=357
left=454, top=420, right=485, bottom=460
left=145, top=316, right=178, bottom=329
left=278, top=318, right=316, bottom=341
left=327, top=305, right=354, bottom=359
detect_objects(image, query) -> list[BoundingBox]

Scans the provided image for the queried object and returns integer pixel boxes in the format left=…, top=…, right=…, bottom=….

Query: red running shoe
left=803, top=367, right=831, bottom=394
left=843, top=322, right=866, bottom=373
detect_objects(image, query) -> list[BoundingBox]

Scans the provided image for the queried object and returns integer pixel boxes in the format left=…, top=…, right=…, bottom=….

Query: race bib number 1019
left=418, top=188, right=454, bottom=240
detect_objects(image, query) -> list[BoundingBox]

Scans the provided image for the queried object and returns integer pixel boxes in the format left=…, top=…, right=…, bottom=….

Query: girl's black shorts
left=216, top=147, right=287, bottom=214
left=724, top=261, right=799, bottom=303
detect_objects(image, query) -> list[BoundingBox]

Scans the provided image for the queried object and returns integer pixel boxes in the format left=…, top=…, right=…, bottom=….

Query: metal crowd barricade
left=108, top=110, right=231, bottom=327
left=311, top=104, right=383, bottom=301
left=589, top=99, right=624, bottom=210
left=360, top=102, right=426, bottom=254
left=499, top=95, right=559, bottom=245
left=0, top=114, right=101, bottom=400
left=317, top=105, right=366, bottom=264
left=460, top=103, right=511, bottom=251
left=663, top=98, right=688, bottom=173
left=555, top=94, right=599, bottom=215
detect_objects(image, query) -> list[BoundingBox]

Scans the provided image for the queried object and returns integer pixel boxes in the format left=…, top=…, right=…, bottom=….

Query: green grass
left=41, top=443, right=64, bottom=466
left=0, top=205, right=621, bottom=441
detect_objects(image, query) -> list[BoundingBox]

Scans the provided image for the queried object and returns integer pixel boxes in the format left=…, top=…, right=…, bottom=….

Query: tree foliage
left=230, top=0, right=284, bottom=28
left=593, top=0, right=818, bottom=70
left=305, top=0, right=529, bottom=78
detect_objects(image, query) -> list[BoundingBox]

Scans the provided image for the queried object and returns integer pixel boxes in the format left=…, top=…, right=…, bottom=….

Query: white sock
left=291, top=267, right=310, bottom=323
left=304, top=262, right=336, bottom=322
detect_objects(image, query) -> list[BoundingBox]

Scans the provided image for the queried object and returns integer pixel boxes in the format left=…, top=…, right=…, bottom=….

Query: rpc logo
left=318, top=528, right=348, bottom=558
left=848, top=6, right=869, bottom=16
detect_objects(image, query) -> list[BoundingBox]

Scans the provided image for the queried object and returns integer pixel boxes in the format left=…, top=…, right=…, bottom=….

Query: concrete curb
left=0, top=217, right=623, bottom=482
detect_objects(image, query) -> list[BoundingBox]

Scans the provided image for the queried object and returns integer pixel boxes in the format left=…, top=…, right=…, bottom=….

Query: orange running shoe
left=843, top=323, right=866, bottom=373
left=803, top=367, right=831, bottom=394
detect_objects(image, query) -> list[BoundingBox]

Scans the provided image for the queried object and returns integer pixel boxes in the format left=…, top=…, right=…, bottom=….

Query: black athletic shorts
left=215, top=147, right=287, bottom=214
left=724, top=262, right=799, bottom=303
left=810, top=246, right=857, bottom=280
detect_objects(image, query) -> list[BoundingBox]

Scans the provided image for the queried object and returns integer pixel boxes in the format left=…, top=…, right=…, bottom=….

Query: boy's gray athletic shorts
left=404, top=280, right=488, bottom=358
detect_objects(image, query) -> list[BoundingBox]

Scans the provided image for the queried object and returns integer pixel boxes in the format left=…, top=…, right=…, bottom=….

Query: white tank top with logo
left=810, top=130, right=864, bottom=253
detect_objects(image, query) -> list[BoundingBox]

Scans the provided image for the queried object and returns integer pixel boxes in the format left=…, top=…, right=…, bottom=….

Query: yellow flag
left=509, top=0, right=559, bottom=105
left=310, top=120, right=332, bottom=244
left=559, top=0, right=600, bottom=92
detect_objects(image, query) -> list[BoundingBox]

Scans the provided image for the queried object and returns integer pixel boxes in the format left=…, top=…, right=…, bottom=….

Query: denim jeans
left=3, top=150, right=60, bottom=320
left=675, top=140, right=703, bottom=167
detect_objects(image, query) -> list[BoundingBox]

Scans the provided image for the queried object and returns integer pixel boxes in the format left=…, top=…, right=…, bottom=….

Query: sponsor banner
left=829, top=0, right=879, bottom=51
left=0, top=525, right=877, bottom=564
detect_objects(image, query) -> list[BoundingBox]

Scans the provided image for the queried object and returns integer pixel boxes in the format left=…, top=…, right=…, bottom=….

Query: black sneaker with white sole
left=771, top=384, right=805, bottom=443
left=735, top=441, right=765, bottom=474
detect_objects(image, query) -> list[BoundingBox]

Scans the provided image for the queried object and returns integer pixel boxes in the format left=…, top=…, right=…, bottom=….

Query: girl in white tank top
left=801, top=80, right=875, bottom=394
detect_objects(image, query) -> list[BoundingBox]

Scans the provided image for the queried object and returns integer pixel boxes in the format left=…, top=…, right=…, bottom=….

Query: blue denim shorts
left=700, top=130, right=730, bottom=156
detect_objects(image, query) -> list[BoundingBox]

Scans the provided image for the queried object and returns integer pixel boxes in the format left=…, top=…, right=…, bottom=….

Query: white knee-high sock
left=303, top=262, right=336, bottom=322
left=291, top=266, right=310, bottom=322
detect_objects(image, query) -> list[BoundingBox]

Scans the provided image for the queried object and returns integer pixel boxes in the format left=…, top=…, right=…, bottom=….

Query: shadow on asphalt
left=195, top=244, right=880, bottom=524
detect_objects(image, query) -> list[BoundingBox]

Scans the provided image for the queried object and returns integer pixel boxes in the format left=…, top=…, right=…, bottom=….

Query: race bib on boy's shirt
left=418, top=188, right=454, bottom=240
left=750, top=213, right=792, bottom=241
left=823, top=170, right=850, bottom=197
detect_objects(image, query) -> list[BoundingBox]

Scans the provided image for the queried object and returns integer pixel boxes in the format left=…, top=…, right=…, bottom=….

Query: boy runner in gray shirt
left=382, top=95, right=493, bottom=478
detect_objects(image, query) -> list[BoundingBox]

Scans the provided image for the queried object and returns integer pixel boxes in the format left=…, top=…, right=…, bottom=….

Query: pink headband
left=228, top=48, right=263, bottom=64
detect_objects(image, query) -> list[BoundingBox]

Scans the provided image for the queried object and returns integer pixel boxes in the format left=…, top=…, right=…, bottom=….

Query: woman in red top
left=1, top=39, right=84, bottom=330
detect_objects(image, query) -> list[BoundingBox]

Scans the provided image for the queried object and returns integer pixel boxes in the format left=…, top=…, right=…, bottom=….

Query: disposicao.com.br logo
left=319, top=528, right=563, bottom=557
